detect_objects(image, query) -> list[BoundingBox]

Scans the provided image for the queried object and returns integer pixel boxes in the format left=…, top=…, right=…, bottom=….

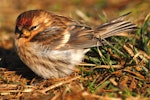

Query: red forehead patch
left=17, top=17, right=32, bottom=27
left=16, top=10, right=44, bottom=28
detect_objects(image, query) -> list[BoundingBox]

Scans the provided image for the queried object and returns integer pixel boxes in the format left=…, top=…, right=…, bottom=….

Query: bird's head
left=15, top=9, right=52, bottom=40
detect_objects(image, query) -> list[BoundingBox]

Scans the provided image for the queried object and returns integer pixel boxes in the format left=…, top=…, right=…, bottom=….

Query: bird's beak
left=15, top=27, right=31, bottom=39
left=21, top=28, right=31, bottom=38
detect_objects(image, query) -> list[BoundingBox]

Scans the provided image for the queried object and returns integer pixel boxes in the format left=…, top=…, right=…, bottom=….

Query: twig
left=78, top=63, right=96, bottom=66
left=92, top=65, right=123, bottom=69
left=79, top=63, right=123, bottom=69
left=40, top=76, right=81, bottom=94
left=123, top=69, right=145, bottom=79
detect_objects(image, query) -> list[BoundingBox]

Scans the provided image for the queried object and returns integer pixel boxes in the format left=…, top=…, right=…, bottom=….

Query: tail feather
left=58, top=13, right=138, bottom=49
left=94, top=13, right=138, bottom=39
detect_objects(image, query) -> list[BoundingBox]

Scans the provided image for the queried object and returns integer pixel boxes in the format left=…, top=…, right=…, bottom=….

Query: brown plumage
left=14, top=10, right=137, bottom=79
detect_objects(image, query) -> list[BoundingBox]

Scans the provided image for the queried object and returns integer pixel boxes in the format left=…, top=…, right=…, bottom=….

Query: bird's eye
left=30, top=25, right=38, bottom=31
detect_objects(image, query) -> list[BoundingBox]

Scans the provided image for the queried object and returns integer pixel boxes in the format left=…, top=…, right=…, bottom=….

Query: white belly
left=16, top=42, right=85, bottom=79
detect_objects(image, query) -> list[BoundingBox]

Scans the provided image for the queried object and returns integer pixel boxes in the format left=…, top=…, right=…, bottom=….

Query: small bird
left=14, top=9, right=137, bottom=79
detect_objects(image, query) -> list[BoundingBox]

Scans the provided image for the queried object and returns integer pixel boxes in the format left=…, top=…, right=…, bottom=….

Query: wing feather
left=30, top=13, right=137, bottom=50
